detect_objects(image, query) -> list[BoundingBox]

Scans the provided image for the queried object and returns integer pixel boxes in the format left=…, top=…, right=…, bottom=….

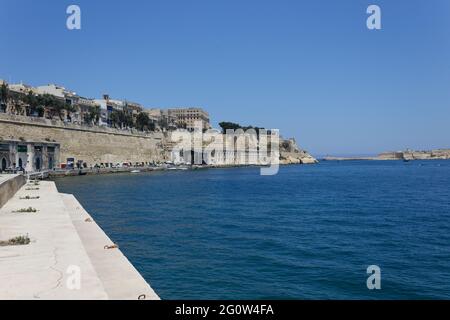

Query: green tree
left=65, top=102, right=77, bottom=121
left=219, top=121, right=265, bottom=136
left=0, top=83, right=10, bottom=112
left=109, top=109, right=134, bottom=129
left=36, top=94, right=58, bottom=119
left=219, top=121, right=242, bottom=134
left=136, top=112, right=155, bottom=131
left=123, top=107, right=135, bottom=128
left=110, top=110, right=121, bottom=128
left=92, top=106, right=100, bottom=124
left=36, top=105, right=45, bottom=117
left=23, top=92, right=39, bottom=116
left=84, top=105, right=100, bottom=125
left=0, top=83, right=9, bottom=103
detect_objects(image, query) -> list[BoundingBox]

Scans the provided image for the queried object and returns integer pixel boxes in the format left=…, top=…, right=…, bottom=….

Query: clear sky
left=1, top=0, right=449, bottom=156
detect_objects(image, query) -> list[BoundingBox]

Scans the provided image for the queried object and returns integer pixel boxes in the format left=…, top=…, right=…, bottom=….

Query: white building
left=8, top=83, right=36, bottom=95
left=94, top=94, right=125, bottom=127
left=35, top=84, right=76, bottom=99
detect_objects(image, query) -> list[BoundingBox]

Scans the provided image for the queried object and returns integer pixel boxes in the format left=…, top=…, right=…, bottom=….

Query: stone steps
left=0, top=180, right=108, bottom=299
left=60, top=193, right=159, bottom=300
left=0, top=179, right=159, bottom=300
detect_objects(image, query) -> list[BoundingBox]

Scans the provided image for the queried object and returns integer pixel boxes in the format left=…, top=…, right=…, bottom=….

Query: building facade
left=168, top=108, right=211, bottom=131
left=0, top=140, right=60, bottom=172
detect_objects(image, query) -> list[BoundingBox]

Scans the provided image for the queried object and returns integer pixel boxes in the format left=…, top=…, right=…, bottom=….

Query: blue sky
left=1, top=0, right=449, bottom=155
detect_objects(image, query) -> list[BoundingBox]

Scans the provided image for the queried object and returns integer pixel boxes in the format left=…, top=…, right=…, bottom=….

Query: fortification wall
left=0, top=114, right=166, bottom=166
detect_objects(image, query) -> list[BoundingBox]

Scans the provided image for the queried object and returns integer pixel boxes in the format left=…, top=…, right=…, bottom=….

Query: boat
left=130, top=170, right=141, bottom=174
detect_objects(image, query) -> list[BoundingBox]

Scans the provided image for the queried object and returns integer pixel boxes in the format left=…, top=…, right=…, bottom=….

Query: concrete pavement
left=0, top=177, right=159, bottom=300
left=61, top=193, right=159, bottom=300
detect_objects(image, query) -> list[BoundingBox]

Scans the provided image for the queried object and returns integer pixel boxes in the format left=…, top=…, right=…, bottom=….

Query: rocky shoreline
left=279, top=138, right=318, bottom=165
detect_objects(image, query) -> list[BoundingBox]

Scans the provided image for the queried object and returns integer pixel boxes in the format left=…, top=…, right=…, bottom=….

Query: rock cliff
left=279, top=138, right=318, bottom=165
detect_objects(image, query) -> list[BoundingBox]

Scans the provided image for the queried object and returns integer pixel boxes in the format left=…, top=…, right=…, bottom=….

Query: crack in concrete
left=33, top=247, right=63, bottom=299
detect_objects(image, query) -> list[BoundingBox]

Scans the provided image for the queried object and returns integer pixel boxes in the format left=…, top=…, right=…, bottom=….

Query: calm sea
left=54, top=160, right=450, bottom=299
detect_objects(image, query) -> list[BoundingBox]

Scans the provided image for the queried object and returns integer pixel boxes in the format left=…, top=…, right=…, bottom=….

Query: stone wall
left=0, top=114, right=166, bottom=166
left=0, top=175, right=26, bottom=208
left=0, top=113, right=318, bottom=167
left=377, top=149, right=450, bottom=160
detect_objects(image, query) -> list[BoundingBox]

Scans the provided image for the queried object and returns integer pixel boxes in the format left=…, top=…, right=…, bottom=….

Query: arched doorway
left=35, top=157, right=41, bottom=171
left=1, top=158, right=7, bottom=171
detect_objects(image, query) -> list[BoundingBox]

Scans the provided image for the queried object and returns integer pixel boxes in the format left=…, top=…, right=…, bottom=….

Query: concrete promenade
left=0, top=175, right=159, bottom=300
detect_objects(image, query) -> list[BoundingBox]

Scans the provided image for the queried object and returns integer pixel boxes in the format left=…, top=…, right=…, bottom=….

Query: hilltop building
left=94, top=94, right=122, bottom=127
left=167, top=107, right=211, bottom=131
left=1, top=78, right=211, bottom=132
left=8, top=83, right=37, bottom=95
left=35, top=84, right=76, bottom=100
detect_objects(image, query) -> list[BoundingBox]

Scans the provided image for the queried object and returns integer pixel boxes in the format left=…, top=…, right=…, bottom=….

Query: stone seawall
left=377, top=149, right=450, bottom=161
left=0, top=114, right=166, bottom=166
left=0, top=174, right=26, bottom=209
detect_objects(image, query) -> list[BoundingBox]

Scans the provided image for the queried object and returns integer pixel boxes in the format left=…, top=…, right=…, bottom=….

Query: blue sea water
left=54, top=160, right=450, bottom=299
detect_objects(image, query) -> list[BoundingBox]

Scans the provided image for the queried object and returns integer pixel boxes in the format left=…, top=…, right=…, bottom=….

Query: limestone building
left=0, top=140, right=60, bottom=172
left=168, top=108, right=211, bottom=131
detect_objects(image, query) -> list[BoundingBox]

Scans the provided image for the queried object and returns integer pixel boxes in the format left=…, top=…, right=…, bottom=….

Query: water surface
left=55, top=160, right=450, bottom=299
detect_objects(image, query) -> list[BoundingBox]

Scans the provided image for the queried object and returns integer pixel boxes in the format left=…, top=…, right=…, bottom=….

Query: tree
left=51, top=98, right=65, bottom=120
left=136, top=112, right=156, bottom=131
left=109, top=108, right=135, bottom=129
left=37, top=94, right=58, bottom=119
left=37, top=94, right=69, bottom=121
left=123, top=107, right=135, bottom=128
left=84, top=105, right=100, bottom=125
left=219, top=121, right=265, bottom=137
left=23, top=92, right=39, bottom=116
left=0, top=83, right=9, bottom=103
left=36, top=105, right=45, bottom=117
left=110, top=110, right=121, bottom=128
left=9, top=91, right=24, bottom=115
left=64, top=102, right=77, bottom=121
left=0, top=83, right=9, bottom=112
left=219, top=122, right=242, bottom=134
